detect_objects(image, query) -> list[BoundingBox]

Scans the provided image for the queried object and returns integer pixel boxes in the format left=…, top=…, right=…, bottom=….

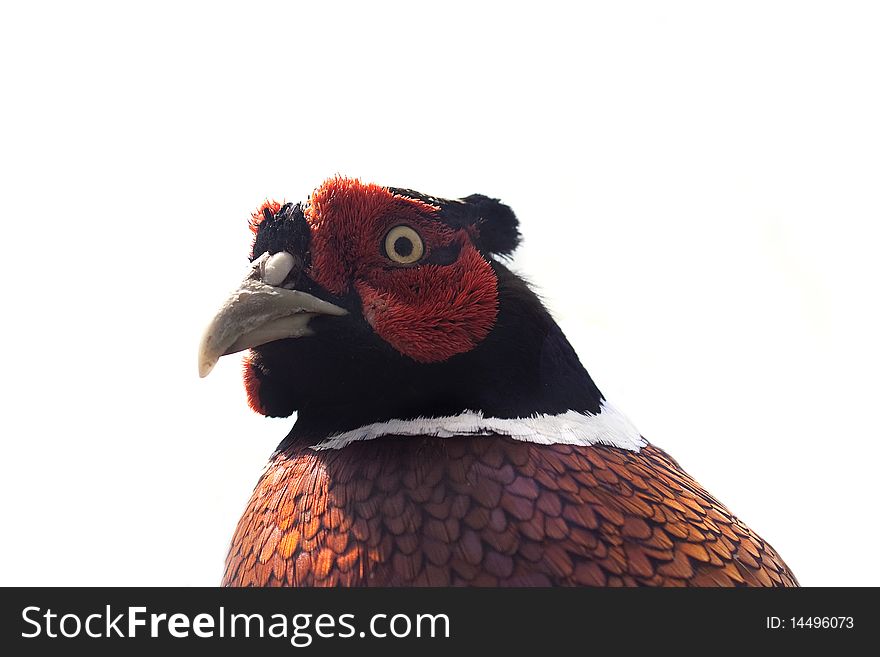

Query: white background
left=1, top=1, right=878, bottom=586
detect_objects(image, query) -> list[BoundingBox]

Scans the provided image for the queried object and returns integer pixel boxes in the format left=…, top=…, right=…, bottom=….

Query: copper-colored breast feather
left=223, top=436, right=797, bottom=587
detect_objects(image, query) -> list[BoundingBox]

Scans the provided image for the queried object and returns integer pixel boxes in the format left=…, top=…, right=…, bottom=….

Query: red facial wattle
left=355, top=240, right=497, bottom=362
left=301, top=178, right=500, bottom=363
left=242, top=352, right=267, bottom=415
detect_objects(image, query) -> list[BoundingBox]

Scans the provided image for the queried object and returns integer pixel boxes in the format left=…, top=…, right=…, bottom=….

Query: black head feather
left=461, top=194, right=521, bottom=257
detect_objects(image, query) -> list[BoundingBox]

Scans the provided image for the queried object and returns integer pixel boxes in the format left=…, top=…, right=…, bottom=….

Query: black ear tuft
left=462, top=194, right=521, bottom=257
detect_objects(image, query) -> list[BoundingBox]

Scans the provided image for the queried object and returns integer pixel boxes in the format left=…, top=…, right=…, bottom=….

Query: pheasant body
left=200, top=176, right=798, bottom=587
left=224, top=437, right=795, bottom=587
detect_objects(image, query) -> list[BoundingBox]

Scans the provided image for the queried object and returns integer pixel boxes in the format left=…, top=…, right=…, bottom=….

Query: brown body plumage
left=224, top=437, right=797, bottom=587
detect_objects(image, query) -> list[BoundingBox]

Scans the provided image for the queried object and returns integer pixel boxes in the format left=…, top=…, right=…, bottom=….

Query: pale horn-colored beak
left=197, top=251, right=347, bottom=378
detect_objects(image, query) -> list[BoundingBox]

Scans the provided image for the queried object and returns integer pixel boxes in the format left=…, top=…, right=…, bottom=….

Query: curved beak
left=197, top=251, right=347, bottom=378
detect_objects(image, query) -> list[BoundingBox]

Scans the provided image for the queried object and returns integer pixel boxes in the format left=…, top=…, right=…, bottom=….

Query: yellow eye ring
left=384, top=225, right=424, bottom=264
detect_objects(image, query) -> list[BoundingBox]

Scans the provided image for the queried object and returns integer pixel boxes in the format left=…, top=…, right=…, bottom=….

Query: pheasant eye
left=384, top=225, right=424, bottom=264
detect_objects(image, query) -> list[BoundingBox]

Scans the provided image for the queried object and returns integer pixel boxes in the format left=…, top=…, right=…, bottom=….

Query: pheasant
left=198, top=176, right=797, bottom=587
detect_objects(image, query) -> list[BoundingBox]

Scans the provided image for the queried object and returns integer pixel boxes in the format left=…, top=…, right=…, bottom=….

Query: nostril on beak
left=262, top=251, right=300, bottom=287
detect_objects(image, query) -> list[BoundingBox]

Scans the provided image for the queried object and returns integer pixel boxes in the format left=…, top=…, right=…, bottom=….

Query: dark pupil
left=394, top=236, right=414, bottom=257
